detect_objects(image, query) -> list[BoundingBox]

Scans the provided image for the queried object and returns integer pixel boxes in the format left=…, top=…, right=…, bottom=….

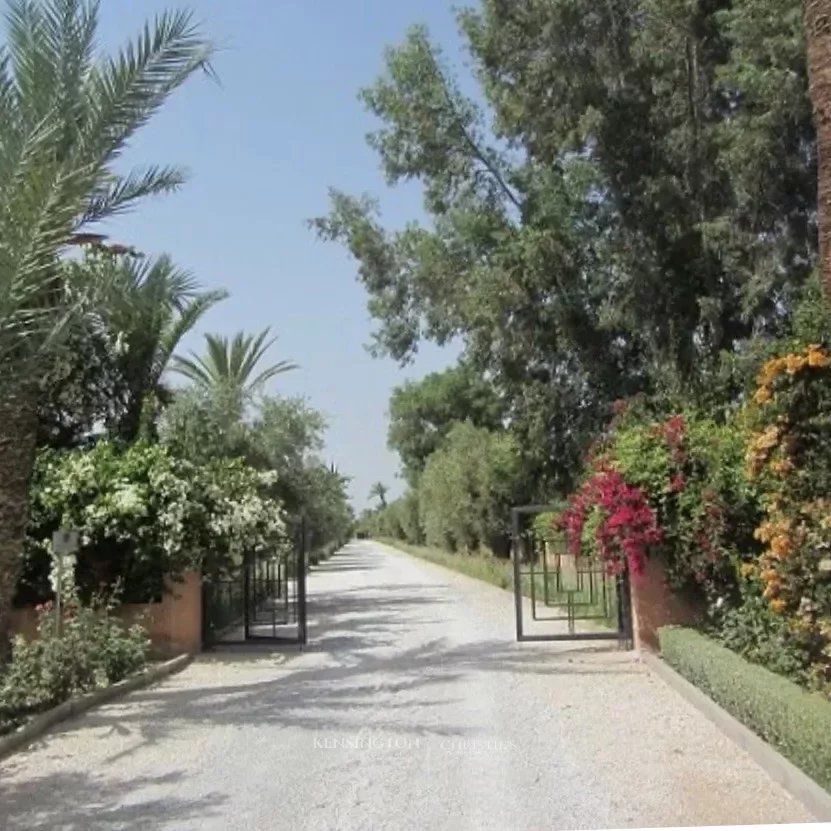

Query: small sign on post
left=52, top=528, right=79, bottom=556
left=51, top=528, right=79, bottom=633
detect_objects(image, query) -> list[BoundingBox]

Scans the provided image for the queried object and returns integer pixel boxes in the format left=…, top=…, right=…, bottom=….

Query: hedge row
left=307, top=540, right=346, bottom=567
left=658, top=626, right=831, bottom=793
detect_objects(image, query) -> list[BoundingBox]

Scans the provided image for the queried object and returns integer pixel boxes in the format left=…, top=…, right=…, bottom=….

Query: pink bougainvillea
left=669, top=473, right=686, bottom=493
left=556, top=468, right=663, bottom=577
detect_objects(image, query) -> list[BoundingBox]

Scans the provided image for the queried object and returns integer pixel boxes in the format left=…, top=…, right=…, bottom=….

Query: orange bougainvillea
left=752, top=345, right=831, bottom=409
left=744, top=344, right=831, bottom=692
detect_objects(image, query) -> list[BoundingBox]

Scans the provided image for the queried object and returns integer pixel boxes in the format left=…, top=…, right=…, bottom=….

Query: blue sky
left=95, top=1, right=469, bottom=510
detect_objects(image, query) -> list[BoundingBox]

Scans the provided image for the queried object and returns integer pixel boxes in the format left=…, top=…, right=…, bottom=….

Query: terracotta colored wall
left=9, top=570, right=203, bottom=658
left=8, top=606, right=38, bottom=642
left=120, top=571, right=203, bottom=657
left=630, top=557, right=699, bottom=652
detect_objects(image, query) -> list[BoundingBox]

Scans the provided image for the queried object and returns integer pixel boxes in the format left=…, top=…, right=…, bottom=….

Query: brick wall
left=630, top=557, right=700, bottom=652
left=9, top=570, right=203, bottom=658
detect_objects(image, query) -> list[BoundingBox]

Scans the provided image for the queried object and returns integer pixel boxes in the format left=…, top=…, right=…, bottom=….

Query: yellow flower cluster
left=755, top=516, right=801, bottom=560
left=769, top=457, right=795, bottom=477
left=753, top=514, right=804, bottom=614
left=754, top=345, right=830, bottom=406
left=754, top=518, right=790, bottom=544
left=743, top=348, right=831, bottom=623
left=746, top=425, right=782, bottom=478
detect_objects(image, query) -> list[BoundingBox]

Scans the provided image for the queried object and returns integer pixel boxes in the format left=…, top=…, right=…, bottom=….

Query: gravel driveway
left=0, top=541, right=814, bottom=830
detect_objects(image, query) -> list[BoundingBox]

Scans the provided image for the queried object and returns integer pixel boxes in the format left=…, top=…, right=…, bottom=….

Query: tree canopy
left=315, top=0, right=817, bottom=492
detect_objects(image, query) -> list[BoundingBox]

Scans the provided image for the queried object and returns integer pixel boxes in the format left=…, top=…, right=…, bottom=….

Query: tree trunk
left=0, top=388, right=40, bottom=656
left=806, top=0, right=831, bottom=293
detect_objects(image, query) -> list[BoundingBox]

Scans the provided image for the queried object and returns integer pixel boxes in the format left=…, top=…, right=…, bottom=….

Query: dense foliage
left=743, top=345, right=831, bottom=691
left=336, top=0, right=831, bottom=702
left=0, top=0, right=215, bottom=648
left=18, top=441, right=287, bottom=604
left=0, top=2, right=354, bottom=714
left=315, top=0, right=817, bottom=494
left=418, top=422, right=524, bottom=555
left=0, top=586, right=150, bottom=735
left=387, top=366, right=505, bottom=485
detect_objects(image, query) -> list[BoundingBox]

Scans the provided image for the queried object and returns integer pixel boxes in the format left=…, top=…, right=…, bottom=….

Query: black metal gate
left=512, top=505, right=632, bottom=647
left=202, top=518, right=307, bottom=648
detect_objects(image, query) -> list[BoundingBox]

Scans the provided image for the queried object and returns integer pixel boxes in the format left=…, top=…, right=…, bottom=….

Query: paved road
left=0, top=542, right=814, bottom=830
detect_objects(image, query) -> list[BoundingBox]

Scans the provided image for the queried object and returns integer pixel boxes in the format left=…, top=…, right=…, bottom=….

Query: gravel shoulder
left=0, top=541, right=814, bottom=830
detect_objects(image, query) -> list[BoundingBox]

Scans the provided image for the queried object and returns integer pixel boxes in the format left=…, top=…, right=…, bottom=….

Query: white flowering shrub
left=21, top=442, right=287, bottom=603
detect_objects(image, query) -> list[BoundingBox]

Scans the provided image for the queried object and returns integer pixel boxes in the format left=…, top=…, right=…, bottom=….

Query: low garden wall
left=630, top=557, right=700, bottom=651
left=9, top=570, right=203, bottom=658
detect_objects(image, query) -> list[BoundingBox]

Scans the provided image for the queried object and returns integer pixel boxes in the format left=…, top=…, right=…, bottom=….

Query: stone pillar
left=630, top=557, right=699, bottom=653
left=120, top=570, right=203, bottom=658
left=163, top=570, right=203, bottom=656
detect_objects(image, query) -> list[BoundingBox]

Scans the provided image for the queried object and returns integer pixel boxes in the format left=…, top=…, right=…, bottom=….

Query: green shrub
left=612, top=411, right=761, bottom=599
left=418, top=423, right=524, bottom=554
left=659, top=626, right=831, bottom=792
left=715, top=595, right=816, bottom=685
left=0, top=590, right=150, bottom=735
left=21, top=442, right=288, bottom=604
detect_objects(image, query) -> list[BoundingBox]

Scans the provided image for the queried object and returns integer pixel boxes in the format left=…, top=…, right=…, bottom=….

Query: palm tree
left=369, top=481, right=388, bottom=509
left=806, top=0, right=831, bottom=293
left=0, top=0, right=213, bottom=646
left=171, top=328, right=298, bottom=422
left=105, top=253, right=227, bottom=441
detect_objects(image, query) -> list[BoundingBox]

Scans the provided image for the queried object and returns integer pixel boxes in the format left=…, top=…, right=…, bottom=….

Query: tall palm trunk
left=806, top=0, right=831, bottom=293
left=0, top=386, right=39, bottom=655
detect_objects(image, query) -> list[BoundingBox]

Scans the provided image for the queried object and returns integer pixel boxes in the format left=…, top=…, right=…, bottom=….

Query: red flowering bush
left=612, top=411, right=761, bottom=599
left=557, top=407, right=760, bottom=603
left=558, top=465, right=663, bottom=578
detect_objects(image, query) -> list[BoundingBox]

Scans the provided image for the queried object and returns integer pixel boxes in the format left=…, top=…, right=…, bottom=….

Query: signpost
left=51, top=528, right=79, bottom=633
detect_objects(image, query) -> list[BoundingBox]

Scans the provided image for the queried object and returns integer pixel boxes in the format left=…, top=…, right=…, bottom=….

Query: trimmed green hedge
left=659, top=626, right=831, bottom=793
left=307, top=541, right=343, bottom=567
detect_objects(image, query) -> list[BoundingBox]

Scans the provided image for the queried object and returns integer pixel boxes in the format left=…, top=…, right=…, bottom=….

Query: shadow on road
left=0, top=543, right=639, bottom=829
left=0, top=769, right=227, bottom=830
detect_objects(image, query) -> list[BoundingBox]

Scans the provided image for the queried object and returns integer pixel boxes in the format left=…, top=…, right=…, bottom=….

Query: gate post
left=512, top=508, right=523, bottom=641
left=297, top=515, right=308, bottom=646
left=243, top=551, right=251, bottom=641
left=629, top=557, right=699, bottom=652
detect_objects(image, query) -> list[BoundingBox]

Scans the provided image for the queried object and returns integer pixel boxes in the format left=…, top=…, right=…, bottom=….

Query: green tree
left=300, top=462, right=354, bottom=554
left=171, top=329, right=297, bottom=424
left=0, top=0, right=213, bottom=645
left=368, top=481, right=389, bottom=510
left=418, top=422, right=525, bottom=556
left=160, top=391, right=354, bottom=552
left=806, top=0, right=831, bottom=293
left=246, top=395, right=328, bottom=513
left=35, top=304, right=123, bottom=449
left=158, top=386, right=250, bottom=464
left=314, top=1, right=816, bottom=492
left=387, top=491, right=423, bottom=544
left=387, top=364, right=504, bottom=483
left=105, top=253, right=227, bottom=442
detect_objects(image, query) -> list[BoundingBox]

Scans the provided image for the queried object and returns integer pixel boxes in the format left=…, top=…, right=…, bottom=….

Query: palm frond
left=156, top=287, right=227, bottom=379
left=4, top=0, right=56, bottom=126
left=0, top=2, right=214, bottom=394
left=81, top=163, right=186, bottom=225
left=0, top=50, right=17, bottom=130
left=248, top=360, right=299, bottom=390
left=170, top=352, right=216, bottom=389
left=170, top=328, right=298, bottom=404
left=79, top=9, right=214, bottom=170
left=206, top=332, right=231, bottom=383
